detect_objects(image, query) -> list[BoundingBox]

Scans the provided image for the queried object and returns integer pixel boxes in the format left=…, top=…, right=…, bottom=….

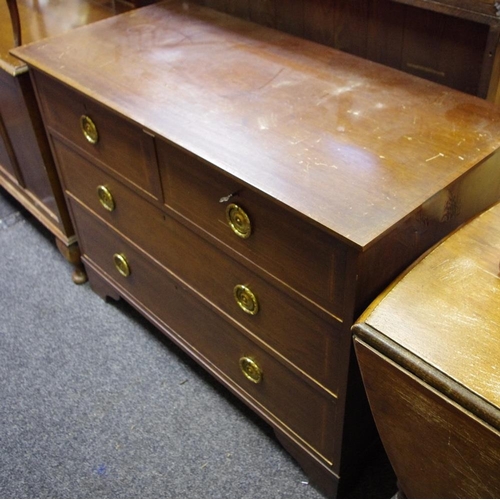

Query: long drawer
left=157, top=137, right=348, bottom=321
left=72, top=200, right=338, bottom=463
left=57, top=140, right=342, bottom=394
left=34, top=72, right=161, bottom=199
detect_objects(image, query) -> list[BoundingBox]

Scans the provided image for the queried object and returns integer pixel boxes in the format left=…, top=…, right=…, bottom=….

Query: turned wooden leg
left=55, top=238, right=87, bottom=284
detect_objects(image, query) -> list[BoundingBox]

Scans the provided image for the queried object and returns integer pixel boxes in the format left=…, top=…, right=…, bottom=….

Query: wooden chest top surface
left=12, top=0, right=500, bottom=248
left=358, top=202, right=500, bottom=414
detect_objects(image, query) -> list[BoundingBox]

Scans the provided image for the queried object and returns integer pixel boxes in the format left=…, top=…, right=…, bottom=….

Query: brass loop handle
left=239, top=357, right=263, bottom=384
left=80, top=115, right=99, bottom=144
left=226, top=203, right=251, bottom=239
left=97, top=185, right=115, bottom=212
left=113, top=253, right=131, bottom=277
left=234, top=284, right=259, bottom=315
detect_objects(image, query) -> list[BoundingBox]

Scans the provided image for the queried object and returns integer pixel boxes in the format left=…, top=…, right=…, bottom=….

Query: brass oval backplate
left=239, top=357, right=263, bottom=384
left=113, top=253, right=131, bottom=277
left=97, top=185, right=115, bottom=212
left=80, top=115, right=99, bottom=144
left=226, top=203, right=251, bottom=239
left=234, top=284, right=259, bottom=315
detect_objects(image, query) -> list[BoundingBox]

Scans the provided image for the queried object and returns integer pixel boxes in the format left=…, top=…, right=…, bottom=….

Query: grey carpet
left=0, top=187, right=395, bottom=498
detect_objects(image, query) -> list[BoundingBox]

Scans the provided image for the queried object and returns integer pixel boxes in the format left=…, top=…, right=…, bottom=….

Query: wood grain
left=359, top=202, right=500, bottom=409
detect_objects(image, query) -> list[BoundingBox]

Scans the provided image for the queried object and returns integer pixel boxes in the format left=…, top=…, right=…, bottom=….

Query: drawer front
left=74, top=202, right=338, bottom=463
left=58, top=141, right=341, bottom=394
left=34, top=72, right=160, bottom=198
left=157, top=138, right=347, bottom=321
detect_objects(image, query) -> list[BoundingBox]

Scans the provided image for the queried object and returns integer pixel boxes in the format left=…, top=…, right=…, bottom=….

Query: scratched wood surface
left=359, top=201, right=500, bottom=410
left=12, top=0, right=500, bottom=248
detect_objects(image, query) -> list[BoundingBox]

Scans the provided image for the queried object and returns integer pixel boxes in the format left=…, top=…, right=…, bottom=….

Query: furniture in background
left=195, top=0, right=500, bottom=103
left=0, top=0, right=151, bottom=283
left=353, top=202, right=500, bottom=498
left=13, top=2, right=500, bottom=495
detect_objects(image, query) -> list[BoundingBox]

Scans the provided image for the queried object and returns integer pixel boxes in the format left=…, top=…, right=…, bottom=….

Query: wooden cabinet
left=12, top=1, right=500, bottom=495
left=195, top=0, right=500, bottom=102
left=0, top=0, right=138, bottom=282
left=353, top=202, right=500, bottom=498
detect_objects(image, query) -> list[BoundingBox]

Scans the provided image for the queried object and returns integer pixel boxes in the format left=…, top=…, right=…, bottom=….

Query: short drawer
left=156, top=138, right=347, bottom=320
left=34, top=72, right=160, bottom=198
left=59, top=141, right=341, bottom=394
left=74, top=203, right=338, bottom=463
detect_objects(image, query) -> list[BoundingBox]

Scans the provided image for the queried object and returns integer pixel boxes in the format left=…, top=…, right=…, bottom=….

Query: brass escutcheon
left=97, top=185, right=115, bottom=212
left=80, top=115, right=99, bottom=144
left=234, top=284, right=259, bottom=315
left=239, top=357, right=263, bottom=384
left=226, top=203, right=251, bottom=239
left=113, top=253, right=131, bottom=277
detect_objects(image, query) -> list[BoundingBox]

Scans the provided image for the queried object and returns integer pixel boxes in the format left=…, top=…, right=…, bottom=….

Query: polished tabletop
left=358, top=201, right=500, bottom=416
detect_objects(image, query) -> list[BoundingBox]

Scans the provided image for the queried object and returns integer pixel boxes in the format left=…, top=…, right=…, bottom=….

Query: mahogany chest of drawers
left=353, top=202, right=500, bottom=498
left=12, top=1, right=500, bottom=495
